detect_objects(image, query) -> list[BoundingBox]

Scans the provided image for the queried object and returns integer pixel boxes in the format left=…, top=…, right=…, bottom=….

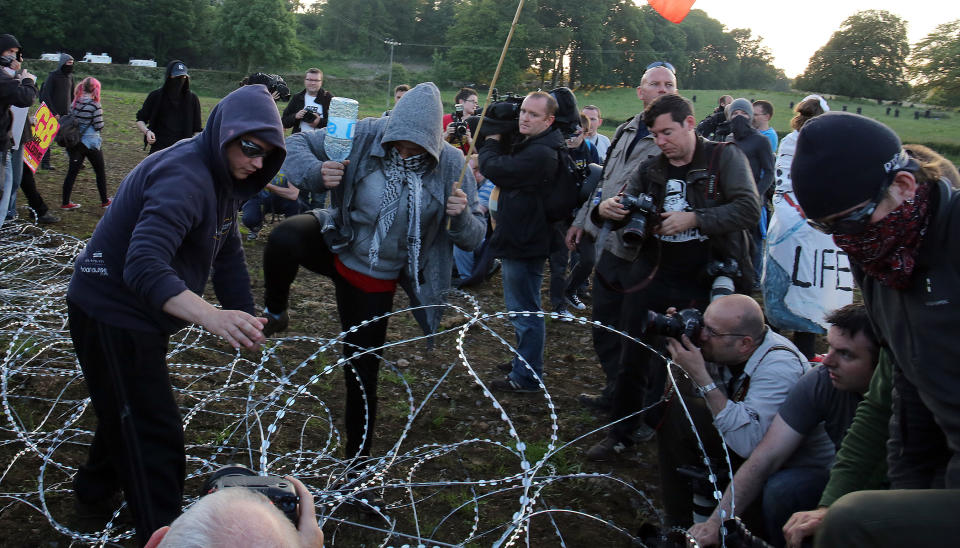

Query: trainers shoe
left=497, top=361, right=514, bottom=373
left=262, top=310, right=289, bottom=337
left=586, top=436, right=629, bottom=461
left=246, top=230, right=259, bottom=241
left=490, top=377, right=541, bottom=393
left=101, top=198, right=112, bottom=208
left=60, top=202, right=81, bottom=210
left=554, top=307, right=574, bottom=322
left=37, top=212, right=60, bottom=224
left=578, top=393, right=612, bottom=412
left=565, top=293, right=586, bottom=310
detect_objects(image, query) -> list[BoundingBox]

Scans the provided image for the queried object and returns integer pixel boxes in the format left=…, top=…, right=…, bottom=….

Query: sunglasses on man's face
left=239, top=139, right=268, bottom=159
left=646, top=61, right=676, bottom=74
left=806, top=181, right=890, bottom=235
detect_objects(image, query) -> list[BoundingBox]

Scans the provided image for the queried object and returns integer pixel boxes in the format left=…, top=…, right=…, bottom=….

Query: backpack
left=54, top=113, right=83, bottom=148
left=544, top=148, right=592, bottom=223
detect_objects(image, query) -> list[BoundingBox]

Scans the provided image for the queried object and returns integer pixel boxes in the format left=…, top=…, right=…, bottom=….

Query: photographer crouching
left=584, top=93, right=761, bottom=460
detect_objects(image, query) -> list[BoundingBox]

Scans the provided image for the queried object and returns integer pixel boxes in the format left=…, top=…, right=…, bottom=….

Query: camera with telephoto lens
left=643, top=307, right=704, bottom=340
left=302, top=104, right=319, bottom=124
left=244, top=72, right=291, bottom=102
left=705, top=258, right=740, bottom=301
left=619, top=192, right=659, bottom=246
left=200, top=465, right=299, bottom=527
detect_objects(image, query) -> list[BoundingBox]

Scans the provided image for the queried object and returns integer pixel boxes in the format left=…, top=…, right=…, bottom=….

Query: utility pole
left=385, top=39, right=401, bottom=109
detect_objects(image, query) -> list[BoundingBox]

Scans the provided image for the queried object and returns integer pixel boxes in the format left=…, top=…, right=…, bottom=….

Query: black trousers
left=263, top=214, right=395, bottom=458
left=595, top=251, right=710, bottom=442
left=68, top=301, right=184, bottom=547
left=19, top=160, right=50, bottom=217
left=62, top=144, right=108, bottom=205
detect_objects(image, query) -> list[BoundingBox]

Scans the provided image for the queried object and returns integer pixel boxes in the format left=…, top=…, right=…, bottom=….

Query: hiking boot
left=585, top=436, right=629, bottom=461
left=262, top=309, right=289, bottom=337
left=578, top=393, right=612, bottom=412
left=565, top=293, right=586, bottom=310
left=490, top=377, right=541, bottom=393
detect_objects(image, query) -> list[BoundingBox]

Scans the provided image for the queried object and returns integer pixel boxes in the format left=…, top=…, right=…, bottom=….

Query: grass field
left=573, top=87, right=960, bottom=162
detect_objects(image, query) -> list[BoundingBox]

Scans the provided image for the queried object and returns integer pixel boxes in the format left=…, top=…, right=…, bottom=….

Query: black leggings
left=62, top=144, right=108, bottom=205
left=263, top=214, right=395, bottom=458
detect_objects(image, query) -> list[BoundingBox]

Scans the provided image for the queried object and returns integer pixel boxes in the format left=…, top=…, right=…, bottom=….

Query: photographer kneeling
left=659, top=294, right=809, bottom=527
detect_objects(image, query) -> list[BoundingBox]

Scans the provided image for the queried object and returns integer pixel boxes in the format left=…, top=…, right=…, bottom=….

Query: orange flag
left=648, top=0, right=696, bottom=23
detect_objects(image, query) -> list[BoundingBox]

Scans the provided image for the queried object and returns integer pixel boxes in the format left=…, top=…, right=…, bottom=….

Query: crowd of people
left=3, top=30, right=960, bottom=548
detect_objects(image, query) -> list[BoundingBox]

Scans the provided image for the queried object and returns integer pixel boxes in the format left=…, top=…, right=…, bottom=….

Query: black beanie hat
left=792, top=112, right=911, bottom=220
left=0, top=34, right=21, bottom=55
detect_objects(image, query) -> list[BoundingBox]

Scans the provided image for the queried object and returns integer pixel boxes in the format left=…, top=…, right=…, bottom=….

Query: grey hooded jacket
left=281, top=82, right=485, bottom=335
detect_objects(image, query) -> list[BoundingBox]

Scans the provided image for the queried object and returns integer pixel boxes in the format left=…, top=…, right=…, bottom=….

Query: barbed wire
left=0, top=221, right=733, bottom=547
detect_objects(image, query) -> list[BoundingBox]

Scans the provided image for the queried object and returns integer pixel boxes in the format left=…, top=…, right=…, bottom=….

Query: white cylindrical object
left=324, top=97, right=359, bottom=162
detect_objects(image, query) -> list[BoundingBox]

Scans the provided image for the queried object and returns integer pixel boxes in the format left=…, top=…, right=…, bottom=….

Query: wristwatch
left=697, top=381, right=719, bottom=398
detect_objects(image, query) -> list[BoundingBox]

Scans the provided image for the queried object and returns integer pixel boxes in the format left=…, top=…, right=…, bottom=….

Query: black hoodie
left=69, top=85, right=286, bottom=334
left=39, top=53, right=74, bottom=115
left=135, top=60, right=202, bottom=153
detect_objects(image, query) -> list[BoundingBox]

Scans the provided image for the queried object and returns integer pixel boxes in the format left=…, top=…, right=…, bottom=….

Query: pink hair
left=72, top=77, right=101, bottom=107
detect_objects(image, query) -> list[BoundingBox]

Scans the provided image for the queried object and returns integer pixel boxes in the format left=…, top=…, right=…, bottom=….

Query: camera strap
left=704, top=141, right=729, bottom=202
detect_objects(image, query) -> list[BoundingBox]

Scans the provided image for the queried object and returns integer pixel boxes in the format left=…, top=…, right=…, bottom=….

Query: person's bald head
left=637, top=66, right=678, bottom=106
left=708, top=294, right=765, bottom=341
left=147, top=488, right=300, bottom=548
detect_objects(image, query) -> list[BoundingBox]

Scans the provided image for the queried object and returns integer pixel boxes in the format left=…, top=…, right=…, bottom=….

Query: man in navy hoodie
left=66, top=85, right=286, bottom=546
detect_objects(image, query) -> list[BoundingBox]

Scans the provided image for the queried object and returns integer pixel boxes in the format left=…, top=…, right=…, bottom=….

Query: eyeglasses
left=703, top=324, right=749, bottom=339
left=239, top=138, right=268, bottom=158
left=807, top=153, right=918, bottom=235
left=646, top=61, right=676, bottom=74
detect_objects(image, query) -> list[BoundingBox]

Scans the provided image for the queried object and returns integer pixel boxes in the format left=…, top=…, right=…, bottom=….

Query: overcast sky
left=686, top=0, right=958, bottom=77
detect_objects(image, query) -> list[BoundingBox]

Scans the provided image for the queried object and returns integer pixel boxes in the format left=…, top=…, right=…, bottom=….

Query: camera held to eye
left=642, top=307, right=704, bottom=340
left=450, top=103, right=470, bottom=139
left=200, top=465, right=300, bottom=527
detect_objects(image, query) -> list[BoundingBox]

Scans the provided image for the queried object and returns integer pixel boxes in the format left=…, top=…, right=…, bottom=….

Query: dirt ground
left=0, top=94, right=681, bottom=547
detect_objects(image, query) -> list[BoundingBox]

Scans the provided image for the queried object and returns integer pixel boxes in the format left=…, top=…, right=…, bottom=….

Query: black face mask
left=730, top=115, right=752, bottom=139
left=61, top=63, right=73, bottom=74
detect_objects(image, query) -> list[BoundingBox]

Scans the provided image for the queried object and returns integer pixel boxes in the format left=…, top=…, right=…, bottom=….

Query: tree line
left=5, top=0, right=786, bottom=90
left=5, top=1, right=959, bottom=105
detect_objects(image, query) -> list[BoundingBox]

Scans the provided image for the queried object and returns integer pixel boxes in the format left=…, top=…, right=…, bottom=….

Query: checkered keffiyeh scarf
left=370, top=146, right=431, bottom=291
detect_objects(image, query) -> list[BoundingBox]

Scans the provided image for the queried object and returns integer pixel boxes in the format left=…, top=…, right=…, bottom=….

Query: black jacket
left=136, top=60, right=202, bottom=153
left=479, top=127, right=564, bottom=259
left=854, top=178, right=960, bottom=488
left=1, top=71, right=38, bottom=152
left=39, top=68, right=73, bottom=116
left=727, top=118, right=775, bottom=199
left=597, top=136, right=760, bottom=290
left=281, top=88, right=333, bottom=133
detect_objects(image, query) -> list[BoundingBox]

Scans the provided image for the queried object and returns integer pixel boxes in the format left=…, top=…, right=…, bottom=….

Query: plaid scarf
left=370, top=146, right=430, bottom=291
left=834, top=181, right=932, bottom=290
